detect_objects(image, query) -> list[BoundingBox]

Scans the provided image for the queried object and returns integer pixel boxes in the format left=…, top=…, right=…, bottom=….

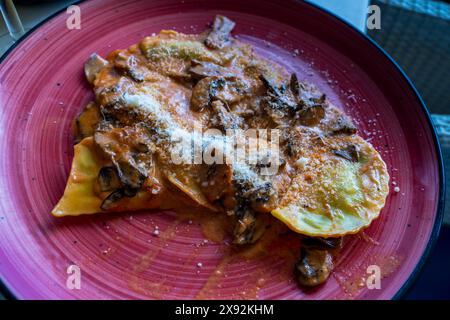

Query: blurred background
left=1, top=0, right=449, bottom=299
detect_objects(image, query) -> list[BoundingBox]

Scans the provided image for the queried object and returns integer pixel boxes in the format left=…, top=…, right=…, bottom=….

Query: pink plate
left=0, top=0, right=444, bottom=299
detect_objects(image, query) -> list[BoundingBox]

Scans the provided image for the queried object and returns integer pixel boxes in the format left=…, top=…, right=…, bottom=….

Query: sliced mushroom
left=332, top=145, right=360, bottom=162
left=188, top=60, right=230, bottom=80
left=73, top=102, right=101, bottom=143
left=94, top=129, right=151, bottom=195
left=295, top=247, right=334, bottom=287
left=289, top=73, right=300, bottom=99
left=84, top=53, right=108, bottom=84
left=233, top=207, right=258, bottom=245
left=260, top=75, right=298, bottom=125
left=328, top=114, right=357, bottom=135
left=294, top=237, right=342, bottom=287
left=209, top=77, right=227, bottom=99
left=205, top=15, right=236, bottom=49
left=114, top=157, right=147, bottom=194
left=260, top=75, right=296, bottom=107
left=209, top=100, right=241, bottom=131
left=200, top=163, right=235, bottom=205
left=97, top=167, right=121, bottom=192
left=297, top=105, right=325, bottom=126
left=100, top=189, right=125, bottom=211
left=231, top=178, right=276, bottom=244
left=113, top=51, right=147, bottom=82
left=241, top=181, right=277, bottom=213
left=190, top=76, right=247, bottom=111
left=260, top=74, right=285, bottom=98
left=297, top=83, right=326, bottom=110
left=190, top=77, right=217, bottom=111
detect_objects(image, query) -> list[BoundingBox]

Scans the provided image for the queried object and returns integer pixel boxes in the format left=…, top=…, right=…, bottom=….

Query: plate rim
left=0, top=0, right=444, bottom=300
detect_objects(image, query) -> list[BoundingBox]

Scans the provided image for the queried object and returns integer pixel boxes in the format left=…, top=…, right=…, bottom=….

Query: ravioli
left=53, top=137, right=163, bottom=216
left=52, top=15, right=390, bottom=287
left=272, top=135, right=389, bottom=237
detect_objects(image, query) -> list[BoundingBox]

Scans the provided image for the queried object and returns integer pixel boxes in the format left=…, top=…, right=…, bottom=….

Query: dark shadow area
left=405, top=226, right=450, bottom=299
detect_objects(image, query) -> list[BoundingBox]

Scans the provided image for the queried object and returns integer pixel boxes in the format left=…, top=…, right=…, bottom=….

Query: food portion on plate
left=52, top=15, right=389, bottom=288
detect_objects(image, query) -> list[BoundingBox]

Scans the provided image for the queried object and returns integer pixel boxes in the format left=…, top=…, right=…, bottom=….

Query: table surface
left=0, top=0, right=448, bottom=300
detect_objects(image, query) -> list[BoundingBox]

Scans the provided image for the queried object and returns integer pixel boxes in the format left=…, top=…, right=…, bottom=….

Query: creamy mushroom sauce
left=55, top=16, right=389, bottom=288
